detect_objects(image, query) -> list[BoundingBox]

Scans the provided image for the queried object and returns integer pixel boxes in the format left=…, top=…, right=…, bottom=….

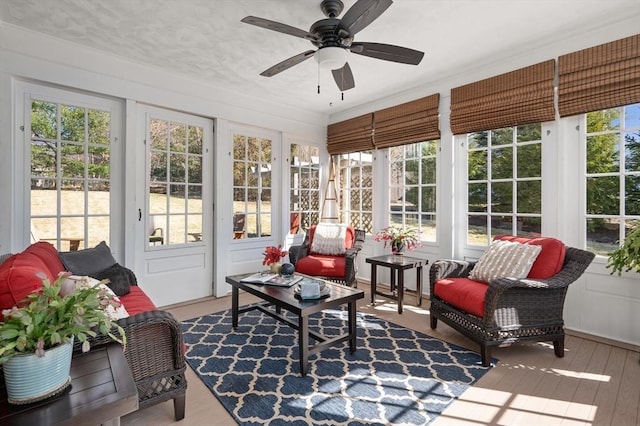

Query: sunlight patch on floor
left=367, top=298, right=430, bottom=315
left=550, top=368, right=611, bottom=382
left=434, top=387, right=597, bottom=425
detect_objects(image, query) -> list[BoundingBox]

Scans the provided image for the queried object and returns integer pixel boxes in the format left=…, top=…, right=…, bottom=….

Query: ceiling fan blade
left=241, top=16, right=319, bottom=42
left=260, top=50, right=316, bottom=77
left=337, top=0, right=393, bottom=36
left=350, top=42, right=424, bottom=65
left=332, top=63, right=355, bottom=91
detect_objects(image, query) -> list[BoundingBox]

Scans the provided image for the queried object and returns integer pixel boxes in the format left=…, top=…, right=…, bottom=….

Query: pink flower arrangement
left=374, top=226, right=422, bottom=252
left=262, top=245, right=287, bottom=266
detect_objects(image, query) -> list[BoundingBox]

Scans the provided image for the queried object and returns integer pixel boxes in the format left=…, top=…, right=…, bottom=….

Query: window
left=232, top=133, right=273, bottom=239
left=585, top=102, right=640, bottom=256
left=30, top=100, right=112, bottom=251
left=388, top=141, right=438, bottom=242
left=338, top=151, right=373, bottom=233
left=289, top=144, right=320, bottom=233
left=147, top=118, right=204, bottom=246
left=467, top=124, right=542, bottom=245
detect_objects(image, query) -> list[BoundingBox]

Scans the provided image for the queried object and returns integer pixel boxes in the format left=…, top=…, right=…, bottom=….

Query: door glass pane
left=232, top=133, right=273, bottom=239
left=147, top=118, right=204, bottom=247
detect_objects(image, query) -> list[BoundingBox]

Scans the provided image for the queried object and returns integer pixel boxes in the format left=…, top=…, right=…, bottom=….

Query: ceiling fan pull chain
left=317, top=62, right=321, bottom=94
left=341, top=92, right=344, bottom=101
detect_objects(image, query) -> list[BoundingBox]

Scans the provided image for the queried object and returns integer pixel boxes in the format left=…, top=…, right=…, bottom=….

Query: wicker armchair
left=429, top=245, right=595, bottom=366
left=289, top=225, right=365, bottom=287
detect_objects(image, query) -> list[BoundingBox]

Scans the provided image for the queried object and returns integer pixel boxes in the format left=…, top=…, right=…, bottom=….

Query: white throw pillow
left=311, top=223, right=347, bottom=255
left=469, top=240, right=542, bottom=283
left=64, top=275, right=130, bottom=320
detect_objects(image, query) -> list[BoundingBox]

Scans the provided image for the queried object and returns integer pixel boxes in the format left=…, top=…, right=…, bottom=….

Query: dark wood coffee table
left=226, top=274, right=365, bottom=376
left=0, top=342, right=138, bottom=426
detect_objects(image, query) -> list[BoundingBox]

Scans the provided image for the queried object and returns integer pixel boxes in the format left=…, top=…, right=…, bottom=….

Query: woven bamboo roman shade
left=373, top=94, right=440, bottom=148
left=327, top=113, right=374, bottom=155
left=450, top=59, right=556, bottom=135
left=558, top=34, right=640, bottom=117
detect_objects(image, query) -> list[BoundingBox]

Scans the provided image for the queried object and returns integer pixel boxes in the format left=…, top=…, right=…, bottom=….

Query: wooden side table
left=366, top=254, right=427, bottom=314
left=0, top=342, right=138, bottom=426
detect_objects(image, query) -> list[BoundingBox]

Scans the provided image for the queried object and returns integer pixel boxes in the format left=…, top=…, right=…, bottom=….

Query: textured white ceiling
left=1, top=0, right=639, bottom=115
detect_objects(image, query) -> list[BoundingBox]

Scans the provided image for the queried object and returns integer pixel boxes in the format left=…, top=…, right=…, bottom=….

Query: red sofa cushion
left=118, top=286, right=157, bottom=316
left=307, top=225, right=355, bottom=255
left=494, top=235, right=565, bottom=279
left=295, top=255, right=347, bottom=278
left=0, top=252, right=54, bottom=319
left=434, top=277, right=488, bottom=318
left=23, top=241, right=66, bottom=278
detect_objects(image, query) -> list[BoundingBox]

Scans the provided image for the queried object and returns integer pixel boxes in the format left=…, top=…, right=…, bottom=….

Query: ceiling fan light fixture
left=314, top=46, right=349, bottom=69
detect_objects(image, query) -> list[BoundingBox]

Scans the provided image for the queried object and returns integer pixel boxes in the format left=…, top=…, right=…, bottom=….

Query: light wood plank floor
left=122, top=282, right=640, bottom=426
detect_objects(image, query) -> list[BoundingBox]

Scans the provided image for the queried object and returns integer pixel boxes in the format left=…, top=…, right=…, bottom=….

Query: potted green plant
left=607, top=225, right=640, bottom=275
left=0, top=272, right=126, bottom=404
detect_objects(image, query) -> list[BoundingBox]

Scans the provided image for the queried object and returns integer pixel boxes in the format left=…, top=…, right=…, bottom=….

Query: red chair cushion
left=307, top=225, right=355, bottom=255
left=494, top=235, right=566, bottom=279
left=118, top=285, right=157, bottom=316
left=434, top=277, right=488, bottom=318
left=0, top=252, right=54, bottom=320
left=295, top=255, right=347, bottom=278
left=23, top=241, right=66, bottom=278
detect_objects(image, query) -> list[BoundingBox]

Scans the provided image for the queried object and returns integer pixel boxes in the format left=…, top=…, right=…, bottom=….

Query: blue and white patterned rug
left=181, top=307, right=495, bottom=426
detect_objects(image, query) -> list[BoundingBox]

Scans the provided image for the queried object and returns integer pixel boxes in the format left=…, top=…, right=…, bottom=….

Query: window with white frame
left=337, top=151, right=373, bottom=233
left=584, top=102, right=640, bottom=256
left=289, top=143, right=321, bottom=233
left=388, top=141, right=438, bottom=242
left=232, top=133, right=273, bottom=239
left=467, top=124, right=542, bottom=246
left=30, top=99, right=112, bottom=251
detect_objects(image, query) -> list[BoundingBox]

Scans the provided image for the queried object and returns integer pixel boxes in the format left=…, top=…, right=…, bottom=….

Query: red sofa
left=0, top=241, right=187, bottom=420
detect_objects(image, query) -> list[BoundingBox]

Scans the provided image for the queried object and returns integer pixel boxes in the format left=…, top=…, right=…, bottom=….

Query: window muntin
left=30, top=100, right=111, bottom=250
left=232, top=134, right=273, bottom=239
left=147, top=119, right=204, bottom=246
left=289, top=144, right=320, bottom=233
left=338, top=151, right=373, bottom=233
left=388, top=141, right=438, bottom=243
left=467, top=124, right=542, bottom=246
left=585, top=102, right=640, bottom=256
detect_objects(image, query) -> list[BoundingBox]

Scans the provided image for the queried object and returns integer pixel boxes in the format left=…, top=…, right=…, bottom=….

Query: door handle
left=138, top=209, right=142, bottom=221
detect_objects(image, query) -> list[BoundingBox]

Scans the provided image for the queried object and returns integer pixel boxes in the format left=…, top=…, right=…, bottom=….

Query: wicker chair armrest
left=429, top=259, right=476, bottom=291
left=345, top=246, right=361, bottom=257
left=77, top=309, right=186, bottom=372
left=288, top=243, right=309, bottom=265
left=343, top=246, right=362, bottom=287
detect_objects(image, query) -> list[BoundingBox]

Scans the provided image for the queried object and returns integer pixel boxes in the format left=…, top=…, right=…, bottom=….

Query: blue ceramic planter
left=3, top=338, right=73, bottom=405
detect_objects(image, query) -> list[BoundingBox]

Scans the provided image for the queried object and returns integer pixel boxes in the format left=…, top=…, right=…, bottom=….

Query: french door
left=135, top=105, right=213, bottom=306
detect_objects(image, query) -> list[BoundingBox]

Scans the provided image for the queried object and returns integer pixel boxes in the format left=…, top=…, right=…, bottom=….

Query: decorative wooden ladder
left=320, top=157, right=339, bottom=223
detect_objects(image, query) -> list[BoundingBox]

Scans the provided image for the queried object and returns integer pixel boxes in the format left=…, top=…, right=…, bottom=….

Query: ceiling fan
left=241, top=0, right=424, bottom=92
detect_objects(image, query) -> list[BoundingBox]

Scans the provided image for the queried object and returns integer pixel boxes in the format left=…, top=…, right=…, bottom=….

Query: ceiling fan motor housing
left=309, top=18, right=351, bottom=48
